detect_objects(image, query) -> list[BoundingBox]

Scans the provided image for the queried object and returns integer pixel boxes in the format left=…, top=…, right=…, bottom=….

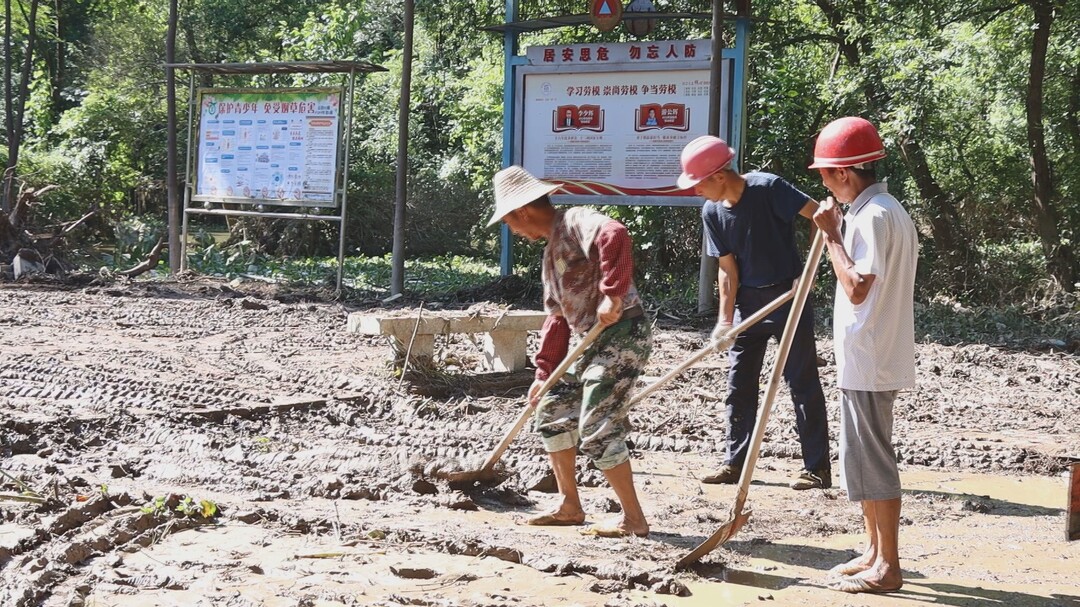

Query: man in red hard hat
left=677, top=135, right=832, bottom=491
left=810, top=116, right=918, bottom=594
left=488, top=165, right=653, bottom=538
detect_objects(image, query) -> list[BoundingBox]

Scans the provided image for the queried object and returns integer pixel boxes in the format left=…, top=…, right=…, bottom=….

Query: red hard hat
left=808, top=117, right=886, bottom=169
left=678, top=135, right=735, bottom=189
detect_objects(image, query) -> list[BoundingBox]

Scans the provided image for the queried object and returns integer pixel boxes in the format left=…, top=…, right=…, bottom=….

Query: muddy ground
left=0, top=277, right=1077, bottom=606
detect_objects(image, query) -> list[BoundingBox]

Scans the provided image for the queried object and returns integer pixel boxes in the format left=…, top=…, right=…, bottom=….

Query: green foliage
left=443, top=45, right=506, bottom=193
left=913, top=295, right=1080, bottom=346
left=327, top=254, right=502, bottom=294
left=176, top=496, right=218, bottom=519
left=140, top=495, right=167, bottom=515
left=140, top=493, right=218, bottom=519
left=186, top=237, right=264, bottom=277
left=113, top=216, right=165, bottom=262
left=3, top=0, right=1077, bottom=304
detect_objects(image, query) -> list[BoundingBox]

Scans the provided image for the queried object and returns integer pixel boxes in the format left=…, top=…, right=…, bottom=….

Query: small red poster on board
left=590, top=0, right=623, bottom=32
left=553, top=104, right=605, bottom=133
left=635, top=103, right=690, bottom=132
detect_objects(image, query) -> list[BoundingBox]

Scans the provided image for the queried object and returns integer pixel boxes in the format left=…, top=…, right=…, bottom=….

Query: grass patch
left=183, top=247, right=509, bottom=298
left=172, top=248, right=1078, bottom=347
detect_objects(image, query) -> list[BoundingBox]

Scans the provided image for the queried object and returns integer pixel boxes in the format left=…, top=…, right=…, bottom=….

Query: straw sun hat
left=487, top=166, right=560, bottom=227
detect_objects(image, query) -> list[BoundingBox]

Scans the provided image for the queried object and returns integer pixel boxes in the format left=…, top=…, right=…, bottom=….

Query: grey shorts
left=839, top=389, right=901, bottom=502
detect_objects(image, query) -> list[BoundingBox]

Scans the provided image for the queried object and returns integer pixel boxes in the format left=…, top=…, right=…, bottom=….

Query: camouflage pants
left=534, top=316, right=652, bottom=470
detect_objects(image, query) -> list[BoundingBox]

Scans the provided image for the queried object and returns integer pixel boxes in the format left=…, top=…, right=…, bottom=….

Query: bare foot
left=579, top=516, right=648, bottom=538
left=830, top=563, right=903, bottom=594
left=524, top=508, right=585, bottom=527
left=828, top=550, right=875, bottom=577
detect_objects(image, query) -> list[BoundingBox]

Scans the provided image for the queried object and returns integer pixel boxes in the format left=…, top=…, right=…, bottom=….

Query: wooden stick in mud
left=0, top=493, right=47, bottom=504
left=397, top=303, right=425, bottom=389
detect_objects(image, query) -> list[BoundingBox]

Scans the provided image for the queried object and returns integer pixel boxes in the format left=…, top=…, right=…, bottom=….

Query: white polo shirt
left=834, top=182, right=918, bottom=392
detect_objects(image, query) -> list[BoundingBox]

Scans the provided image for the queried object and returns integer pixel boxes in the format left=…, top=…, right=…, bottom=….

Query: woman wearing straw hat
left=488, top=165, right=653, bottom=538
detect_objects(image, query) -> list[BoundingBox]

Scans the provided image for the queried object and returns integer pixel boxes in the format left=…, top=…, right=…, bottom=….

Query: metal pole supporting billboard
left=499, top=0, right=520, bottom=277
left=391, top=0, right=415, bottom=296
left=697, top=0, right=724, bottom=313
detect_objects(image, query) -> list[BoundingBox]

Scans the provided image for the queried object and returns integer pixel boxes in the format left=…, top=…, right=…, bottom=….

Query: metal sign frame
left=513, top=51, right=735, bottom=208
left=182, top=82, right=354, bottom=290
left=495, top=2, right=753, bottom=277
left=166, top=61, right=386, bottom=292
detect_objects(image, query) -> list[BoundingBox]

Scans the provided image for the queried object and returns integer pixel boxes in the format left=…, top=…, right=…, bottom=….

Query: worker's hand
left=596, top=294, right=623, bottom=327
left=710, top=321, right=734, bottom=352
left=813, top=197, right=844, bottom=242
left=527, top=378, right=546, bottom=407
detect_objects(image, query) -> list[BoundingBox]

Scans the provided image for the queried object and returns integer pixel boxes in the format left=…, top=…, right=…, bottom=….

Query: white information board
left=195, top=88, right=342, bottom=203
left=518, top=41, right=731, bottom=198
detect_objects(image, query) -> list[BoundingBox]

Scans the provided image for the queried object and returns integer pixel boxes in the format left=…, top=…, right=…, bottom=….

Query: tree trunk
left=812, top=0, right=976, bottom=289
left=182, top=19, right=211, bottom=88
left=1026, top=0, right=1076, bottom=289
left=167, top=0, right=180, bottom=271
left=2, top=0, right=40, bottom=218
left=3, top=0, right=14, bottom=214
left=50, top=0, right=64, bottom=117
left=391, top=0, right=415, bottom=296
left=896, top=136, right=969, bottom=263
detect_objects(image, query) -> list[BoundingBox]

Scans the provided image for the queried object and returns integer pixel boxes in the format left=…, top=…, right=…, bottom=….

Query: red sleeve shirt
left=534, top=314, right=570, bottom=382
left=595, top=221, right=634, bottom=298
left=534, top=220, right=632, bottom=381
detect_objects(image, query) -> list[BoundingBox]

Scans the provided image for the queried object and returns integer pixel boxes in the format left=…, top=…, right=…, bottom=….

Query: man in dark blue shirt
left=678, top=135, right=831, bottom=490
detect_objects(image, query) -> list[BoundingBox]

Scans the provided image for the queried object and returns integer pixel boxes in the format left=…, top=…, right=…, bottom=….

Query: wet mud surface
left=1, top=278, right=1078, bottom=606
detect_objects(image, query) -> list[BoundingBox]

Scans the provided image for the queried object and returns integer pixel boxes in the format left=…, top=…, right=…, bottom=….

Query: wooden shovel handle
left=628, top=288, right=796, bottom=407
left=730, top=229, right=826, bottom=513
left=478, top=322, right=606, bottom=474
left=675, top=230, right=827, bottom=570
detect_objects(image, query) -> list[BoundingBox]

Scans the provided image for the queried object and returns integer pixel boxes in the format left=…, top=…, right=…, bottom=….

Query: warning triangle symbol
left=598, top=0, right=613, bottom=15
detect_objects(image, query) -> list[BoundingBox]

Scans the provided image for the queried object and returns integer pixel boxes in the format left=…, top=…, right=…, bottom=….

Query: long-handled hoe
left=625, top=287, right=797, bottom=409
left=430, top=322, right=606, bottom=484
left=675, top=230, right=825, bottom=569
left=430, top=281, right=799, bottom=485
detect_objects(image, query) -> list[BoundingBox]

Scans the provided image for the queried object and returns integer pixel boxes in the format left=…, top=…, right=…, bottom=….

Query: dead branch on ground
left=117, top=237, right=166, bottom=277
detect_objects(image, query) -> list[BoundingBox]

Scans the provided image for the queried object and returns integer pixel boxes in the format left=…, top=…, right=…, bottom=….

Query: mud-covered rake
left=436, top=323, right=606, bottom=484
left=676, top=230, right=825, bottom=570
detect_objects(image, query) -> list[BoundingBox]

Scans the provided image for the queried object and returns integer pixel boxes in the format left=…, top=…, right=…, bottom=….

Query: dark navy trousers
left=724, top=283, right=831, bottom=472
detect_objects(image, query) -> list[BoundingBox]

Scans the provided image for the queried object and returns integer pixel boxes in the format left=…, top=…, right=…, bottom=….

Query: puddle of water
left=902, top=469, right=1066, bottom=509
left=648, top=462, right=1079, bottom=607
left=720, top=568, right=789, bottom=588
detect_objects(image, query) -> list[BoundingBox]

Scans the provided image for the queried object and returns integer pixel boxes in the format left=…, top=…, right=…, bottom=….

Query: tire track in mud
left=0, top=354, right=268, bottom=415
left=1, top=282, right=1077, bottom=605
left=0, top=493, right=211, bottom=607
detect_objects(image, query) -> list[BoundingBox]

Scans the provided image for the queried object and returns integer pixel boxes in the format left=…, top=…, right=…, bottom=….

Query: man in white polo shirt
left=810, top=117, right=918, bottom=594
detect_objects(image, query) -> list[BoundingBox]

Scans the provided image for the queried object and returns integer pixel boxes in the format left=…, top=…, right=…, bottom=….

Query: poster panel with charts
left=196, top=89, right=342, bottom=203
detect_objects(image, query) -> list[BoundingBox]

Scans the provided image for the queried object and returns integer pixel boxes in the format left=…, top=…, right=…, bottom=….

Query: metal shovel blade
left=436, top=465, right=503, bottom=485
left=675, top=508, right=752, bottom=570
